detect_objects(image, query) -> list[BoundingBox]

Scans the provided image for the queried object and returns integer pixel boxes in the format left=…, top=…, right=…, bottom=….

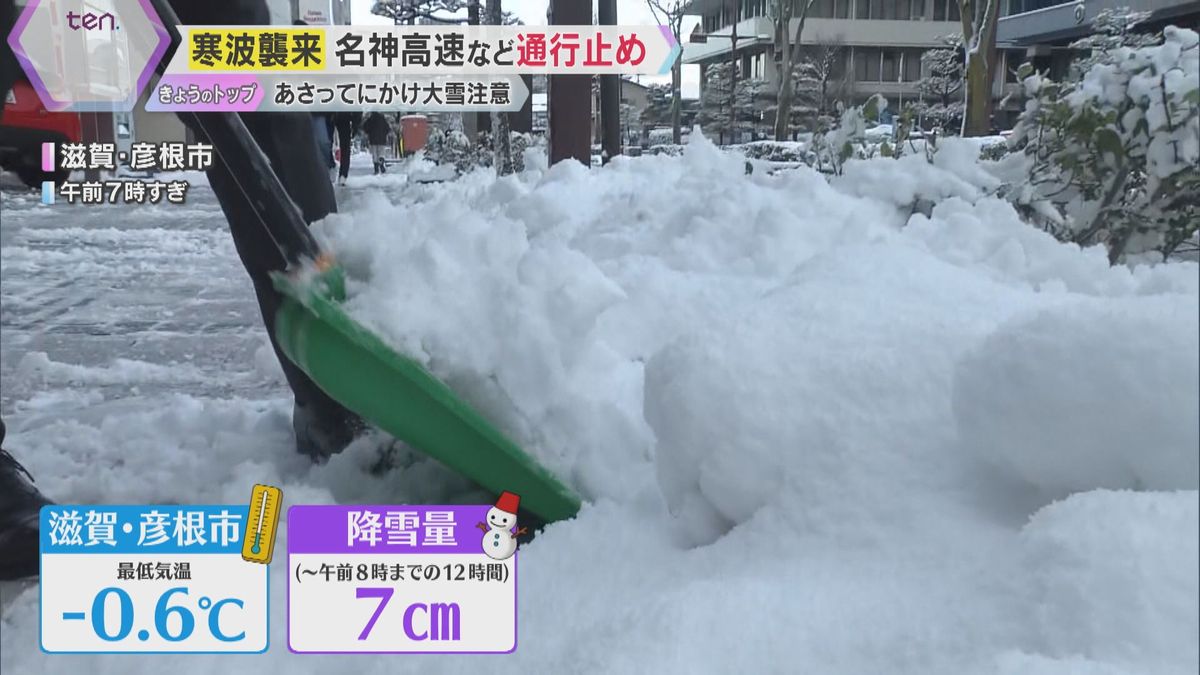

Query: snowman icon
left=476, top=491, right=526, bottom=561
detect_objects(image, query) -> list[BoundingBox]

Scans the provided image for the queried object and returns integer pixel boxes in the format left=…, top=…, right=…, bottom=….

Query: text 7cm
left=356, top=587, right=462, bottom=642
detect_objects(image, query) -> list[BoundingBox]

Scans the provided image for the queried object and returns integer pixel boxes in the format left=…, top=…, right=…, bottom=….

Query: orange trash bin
left=400, top=115, right=429, bottom=156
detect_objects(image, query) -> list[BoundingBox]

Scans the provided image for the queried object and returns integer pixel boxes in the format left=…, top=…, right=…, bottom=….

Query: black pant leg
left=195, top=112, right=363, bottom=450
left=336, top=119, right=352, bottom=179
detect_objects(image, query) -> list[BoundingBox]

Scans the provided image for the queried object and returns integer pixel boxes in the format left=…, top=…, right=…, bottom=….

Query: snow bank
left=1019, top=490, right=1199, bottom=672
left=954, top=298, right=1200, bottom=496
left=4, top=131, right=1197, bottom=674
left=645, top=242, right=1039, bottom=545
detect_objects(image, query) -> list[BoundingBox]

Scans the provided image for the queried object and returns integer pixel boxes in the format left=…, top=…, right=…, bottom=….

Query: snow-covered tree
left=956, top=0, right=1000, bottom=136
left=641, top=83, right=674, bottom=132
left=646, top=0, right=688, bottom=144
left=763, top=69, right=808, bottom=136
left=918, top=36, right=964, bottom=133
left=1068, top=7, right=1158, bottom=81
left=697, top=63, right=771, bottom=142
left=1006, top=26, right=1199, bottom=263
left=697, top=63, right=735, bottom=142
left=736, top=77, right=776, bottom=138
left=795, top=37, right=849, bottom=132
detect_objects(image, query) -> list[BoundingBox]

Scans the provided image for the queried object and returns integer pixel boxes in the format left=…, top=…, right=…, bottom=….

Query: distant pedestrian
left=363, top=112, right=391, bottom=175
left=331, top=111, right=362, bottom=186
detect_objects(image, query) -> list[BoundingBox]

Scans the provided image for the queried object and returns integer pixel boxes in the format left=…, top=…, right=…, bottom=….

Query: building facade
left=683, top=0, right=1034, bottom=135
left=997, top=0, right=1200, bottom=76
left=684, top=0, right=965, bottom=113
left=591, top=78, right=653, bottom=145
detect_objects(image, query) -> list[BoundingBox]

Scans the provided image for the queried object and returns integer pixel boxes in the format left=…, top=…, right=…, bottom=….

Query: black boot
left=293, top=401, right=367, bottom=461
left=0, top=420, right=53, bottom=580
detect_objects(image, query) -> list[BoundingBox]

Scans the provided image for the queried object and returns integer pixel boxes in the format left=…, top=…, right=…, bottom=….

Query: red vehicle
left=0, top=78, right=79, bottom=186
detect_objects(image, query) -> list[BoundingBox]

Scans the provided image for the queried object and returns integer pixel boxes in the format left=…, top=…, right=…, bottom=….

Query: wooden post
left=598, top=0, right=620, bottom=163
left=548, top=0, right=592, bottom=166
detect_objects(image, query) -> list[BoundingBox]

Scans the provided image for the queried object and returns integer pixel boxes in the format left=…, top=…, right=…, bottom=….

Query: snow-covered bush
left=809, top=97, right=876, bottom=175
left=422, top=128, right=482, bottom=172
left=734, top=140, right=810, bottom=163
left=1006, top=26, right=1200, bottom=263
left=646, top=143, right=685, bottom=157
left=422, top=128, right=543, bottom=174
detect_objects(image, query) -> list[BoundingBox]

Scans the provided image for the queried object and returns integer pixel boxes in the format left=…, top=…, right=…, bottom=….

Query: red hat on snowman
left=493, top=491, right=520, bottom=516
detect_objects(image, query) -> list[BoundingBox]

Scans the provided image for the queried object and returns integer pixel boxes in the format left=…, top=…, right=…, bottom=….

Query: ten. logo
left=66, top=11, right=118, bottom=31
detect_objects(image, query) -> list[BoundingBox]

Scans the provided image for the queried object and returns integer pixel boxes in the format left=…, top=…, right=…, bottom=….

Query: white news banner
left=39, top=505, right=269, bottom=654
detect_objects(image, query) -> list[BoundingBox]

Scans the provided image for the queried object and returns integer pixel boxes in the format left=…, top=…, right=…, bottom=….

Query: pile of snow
left=314, top=133, right=1195, bottom=667
left=1018, top=490, right=1199, bottom=671
left=3, top=133, right=1196, bottom=674
left=954, top=298, right=1200, bottom=497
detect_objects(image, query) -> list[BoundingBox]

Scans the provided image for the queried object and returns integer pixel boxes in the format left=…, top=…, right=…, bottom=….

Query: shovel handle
left=146, top=0, right=325, bottom=268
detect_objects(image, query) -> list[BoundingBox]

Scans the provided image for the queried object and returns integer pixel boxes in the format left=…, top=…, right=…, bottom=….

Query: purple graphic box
left=288, top=504, right=497, bottom=554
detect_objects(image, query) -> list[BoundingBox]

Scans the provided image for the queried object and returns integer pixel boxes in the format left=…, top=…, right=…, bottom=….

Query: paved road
left=0, top=161, right=406, bottom=418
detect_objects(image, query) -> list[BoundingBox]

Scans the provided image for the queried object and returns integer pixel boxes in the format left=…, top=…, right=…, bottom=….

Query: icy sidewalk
left=1, top=138, right=1198, bottom=675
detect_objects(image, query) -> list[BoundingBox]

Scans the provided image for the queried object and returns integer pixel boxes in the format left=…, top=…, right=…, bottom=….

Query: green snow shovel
left=148, top=0, right=581, bottom=524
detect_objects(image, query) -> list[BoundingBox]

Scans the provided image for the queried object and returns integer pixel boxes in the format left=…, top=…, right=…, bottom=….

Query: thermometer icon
left=241, top=484, right=282, bottom=565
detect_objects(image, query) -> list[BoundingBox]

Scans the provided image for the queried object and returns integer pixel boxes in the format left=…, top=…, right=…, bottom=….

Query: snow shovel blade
left=271, top=268, right=583, bottom=525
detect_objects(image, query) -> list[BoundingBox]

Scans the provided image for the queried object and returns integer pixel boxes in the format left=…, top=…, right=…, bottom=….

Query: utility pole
left=548, top=0, right=592, bottom=165
left=598, top=0, right=620, bottom=163
left=467, top=0, right=490, bottom=138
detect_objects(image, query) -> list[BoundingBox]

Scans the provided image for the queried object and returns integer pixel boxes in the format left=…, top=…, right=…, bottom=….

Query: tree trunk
left=774, top=4, right=792, bottom=141
left=773, top=1, right=812, bottom=141
left=958, top=0, right=998, bottom=137
left=728, top=0, right=739, bottom=144
left=962, top=54, right=990, bottom=136
left=671, top=49, right=683, bottom=144
left=488, top=0, right=514, bottom=174
left=774, top=75, right=794, bottom=140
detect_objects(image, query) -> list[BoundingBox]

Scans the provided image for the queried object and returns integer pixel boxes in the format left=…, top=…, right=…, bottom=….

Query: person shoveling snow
left=0, top=0, right=367, bottom=580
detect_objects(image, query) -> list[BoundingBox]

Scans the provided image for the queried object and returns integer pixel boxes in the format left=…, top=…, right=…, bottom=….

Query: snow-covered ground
left=1, top=138, right=1197, bottom=674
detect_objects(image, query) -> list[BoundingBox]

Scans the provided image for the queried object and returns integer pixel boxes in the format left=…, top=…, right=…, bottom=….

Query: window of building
left=830, top=50, right=848, bottom=79
left=1004, top=49, right=1024, bottom=82
left=853, top=0, right=923, bottom=19
left=881, top=50, right=900, bottom=80
left=903, top=49, right=923, bottom=80
left=855, top=48, right=882, bottom=80
left=811, top=0, right=834, bottom=18
left=933, top=0, right=960, bottom=21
